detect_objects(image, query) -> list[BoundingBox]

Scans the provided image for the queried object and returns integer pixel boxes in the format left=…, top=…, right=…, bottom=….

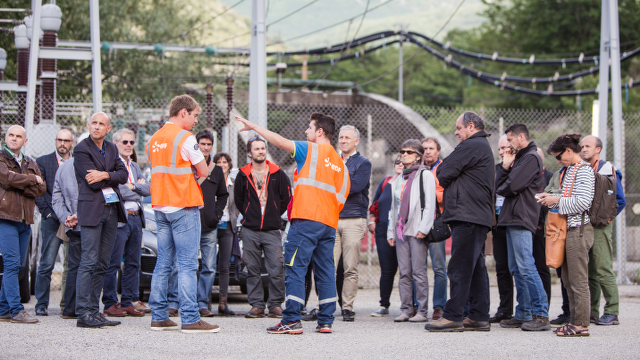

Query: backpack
left=589, top=164, right=619, bottom=228
left=368, top=176, right=393, bottom=223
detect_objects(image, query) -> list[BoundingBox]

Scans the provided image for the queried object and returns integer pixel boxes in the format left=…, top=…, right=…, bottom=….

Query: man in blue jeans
left=234, top=112, right=350, bottom=334
left=422, top=137, right=448, bottom=319
left=147, top=94, right=218, bottom=333
left=495, top=123, right=550, bottom=331
left=34, top=128, right=74, bottom=316
left=0, top=125, right=46, bottom=324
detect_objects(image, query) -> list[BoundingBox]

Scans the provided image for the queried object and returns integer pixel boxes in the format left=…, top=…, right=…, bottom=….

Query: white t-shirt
left=153, top=130, right=205, bottom=214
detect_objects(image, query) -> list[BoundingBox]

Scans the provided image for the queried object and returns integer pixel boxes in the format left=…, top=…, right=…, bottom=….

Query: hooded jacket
left=234, top=160, right=291, bottom=231
left=0, top=147, right=46, bottom=224
left=436, top=131, right=495, bottom=228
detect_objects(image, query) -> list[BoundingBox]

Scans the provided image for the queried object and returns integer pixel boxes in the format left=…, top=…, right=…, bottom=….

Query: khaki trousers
left=334, top=218, right=367, bottom=311
left=561, top=223, right=594, bottom=327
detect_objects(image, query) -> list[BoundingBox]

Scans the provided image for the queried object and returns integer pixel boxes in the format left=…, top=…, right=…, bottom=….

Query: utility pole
left=248, top=0, right=267, bottom=130
left=24, top=0, right=42, bottom=144
left=597, top=0, right=610, bottom=159
left=398, top=24, right=404, bottom=104
left=608, top=0, right=627, bottom=284
left=89, top=0, right=101, bottom=112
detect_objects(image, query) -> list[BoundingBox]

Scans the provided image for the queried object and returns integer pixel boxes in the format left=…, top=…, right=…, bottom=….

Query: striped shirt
left=549, top=160, right=595, bottom=228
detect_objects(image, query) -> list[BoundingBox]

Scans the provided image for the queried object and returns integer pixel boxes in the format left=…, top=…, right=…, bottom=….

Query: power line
left=266, top=0, right=396, bottom=47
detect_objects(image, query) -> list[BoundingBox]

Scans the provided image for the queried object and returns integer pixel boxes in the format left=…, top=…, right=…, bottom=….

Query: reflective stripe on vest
left=293, top=143, right=348, bottom=205
left=150, top=129, right=189, bottom=175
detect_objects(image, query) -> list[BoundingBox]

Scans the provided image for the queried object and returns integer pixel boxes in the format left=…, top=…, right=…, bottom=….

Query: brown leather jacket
left=0, top=147, right=46, bottom=224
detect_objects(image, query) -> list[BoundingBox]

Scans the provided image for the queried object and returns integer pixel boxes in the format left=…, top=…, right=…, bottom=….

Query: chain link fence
left=1, top=92, right=639, bottom=292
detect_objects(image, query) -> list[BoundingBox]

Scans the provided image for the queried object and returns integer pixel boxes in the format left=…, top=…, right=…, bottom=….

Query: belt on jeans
left=127, top=210, right=140, bottom=216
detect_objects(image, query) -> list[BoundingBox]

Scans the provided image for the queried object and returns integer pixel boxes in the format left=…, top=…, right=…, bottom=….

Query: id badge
left=495, top=195, right=505, bottom=215
left=102, top=187, right=120, bottom=204
left=217, top=219, right=227, bottom=229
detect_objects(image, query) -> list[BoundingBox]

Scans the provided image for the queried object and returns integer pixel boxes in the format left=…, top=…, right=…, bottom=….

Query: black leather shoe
left=342, top=309, right=355, bottom=322
left=76, top=313, right=107, bottom=328
left=489, top=312, right=512, bottom=323
left=302, top=308, right=318, bottom=322
left=94, top=313, right=121, bottom=326
left=35, top=308, right=48, bottom=316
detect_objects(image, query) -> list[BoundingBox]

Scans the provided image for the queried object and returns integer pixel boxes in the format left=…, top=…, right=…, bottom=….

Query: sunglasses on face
left=121, top=140, right=135, bottom=145
left=400, top=150, right=417, bottom=155
left=394, top=160, right=402, bottom=165
left=555, top=148, right=566, bottom=161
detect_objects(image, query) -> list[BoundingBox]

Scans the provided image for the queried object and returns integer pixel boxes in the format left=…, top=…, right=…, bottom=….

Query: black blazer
left=74, top=137, right=128, bottom=227
left=35, top=151, right=60, bottom=220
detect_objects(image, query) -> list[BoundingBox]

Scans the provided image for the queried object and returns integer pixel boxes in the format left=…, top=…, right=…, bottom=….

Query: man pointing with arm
left=235, top=112, right=350, bottom=335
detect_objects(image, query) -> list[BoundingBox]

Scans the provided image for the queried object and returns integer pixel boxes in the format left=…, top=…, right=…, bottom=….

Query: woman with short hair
left=387, top=140, right=437, bottom=322
left=537, top=134, right=595, bottom=337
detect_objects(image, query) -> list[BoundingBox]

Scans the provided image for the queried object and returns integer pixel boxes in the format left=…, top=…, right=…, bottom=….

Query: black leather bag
left=418, top=170, right=451, bottom=244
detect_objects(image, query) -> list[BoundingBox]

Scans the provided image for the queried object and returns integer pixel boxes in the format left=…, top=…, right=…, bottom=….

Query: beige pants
left=334, top=218, right=367, bottom=311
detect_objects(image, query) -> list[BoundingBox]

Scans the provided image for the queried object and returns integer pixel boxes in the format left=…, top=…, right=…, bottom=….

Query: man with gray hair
left=334, top=125, right=371, bottom=321
left=426, top=112, right=494, bottom=332
left=74, top=112, right=129, bottom=328
left=101, top=128, right=150, bottom=317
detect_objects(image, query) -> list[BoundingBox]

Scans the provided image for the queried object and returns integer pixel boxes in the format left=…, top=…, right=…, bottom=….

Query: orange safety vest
left=146, top=122, right=204, bottom=208
left=291, top=142, right=350, bottom=229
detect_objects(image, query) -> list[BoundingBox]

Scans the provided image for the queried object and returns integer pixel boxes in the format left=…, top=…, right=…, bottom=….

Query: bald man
left=0, top=125, right=46, bottom=323
left=580, top=135, right=626, bottom=326
left=34, top=128, right=75, bottom=316
left=73, top=112, right=129, bottom=328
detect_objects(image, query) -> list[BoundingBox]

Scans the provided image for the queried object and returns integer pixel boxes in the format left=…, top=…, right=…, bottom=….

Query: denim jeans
left=149, top=207, right=201, bottom=325
left=102, top=213, right=143, bottom=309
left=76, top=205, right=118, bottom=316
left=442, top=221, right=490, bottom=322
left=168, top=259, right=179, bottom=310
left=282, top=219, right=337, bottom=325
left=375, top=234, right=397, bottom=308
left=0, top=220, right=31, bottom=317
left=428, top=241, right=448, bottom=310
left=35, top=216, right=63, bottom=311
left=506, top=226, right=549, bottom=320
left=197, top=230, right=218, bottom=309
left=62, top=230, right=81, bottom=317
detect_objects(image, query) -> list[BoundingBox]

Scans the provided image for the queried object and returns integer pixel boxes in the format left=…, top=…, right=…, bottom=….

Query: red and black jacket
left=234, top=160, right=291, bottom=231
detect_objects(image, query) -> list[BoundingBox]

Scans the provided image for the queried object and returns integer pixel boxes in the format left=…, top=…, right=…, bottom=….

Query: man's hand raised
left=234, top=115, right=255, bottom=132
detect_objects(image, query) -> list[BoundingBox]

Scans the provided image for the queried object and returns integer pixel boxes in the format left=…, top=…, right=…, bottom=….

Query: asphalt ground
left=1, top=282, right=640, bottom=359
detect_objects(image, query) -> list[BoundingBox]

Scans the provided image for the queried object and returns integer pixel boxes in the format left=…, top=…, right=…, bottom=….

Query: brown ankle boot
left=218, top=296, right=235, bottom=316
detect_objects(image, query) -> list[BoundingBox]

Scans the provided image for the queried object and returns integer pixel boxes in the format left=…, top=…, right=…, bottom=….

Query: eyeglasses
left=394, top=160, right=402, bottom=165
left=555, top=149, right=566, bottom=160
left=121, top=140, right=135, bottom=145
left=399, top=150, right=417, bottom=155
left=56, top=138, right=73, bottom=143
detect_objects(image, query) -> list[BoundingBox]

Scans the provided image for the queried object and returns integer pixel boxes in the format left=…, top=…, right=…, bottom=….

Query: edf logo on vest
left=324, top=157, right=342, bottom=172
left=152, top=141, right=168, bottom=152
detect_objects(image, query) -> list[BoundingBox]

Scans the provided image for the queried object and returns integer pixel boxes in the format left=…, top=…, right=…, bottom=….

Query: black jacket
left=537, top=167, right=554, bottom=229
left=436, top=131, right=495, bottom=228
left=74, top=137, right=128, bottom=227
left=234, top=160, right=291, bottom=231
left=495, top=141, right=544, bottom=233
left=199, top=160, right=229, bottom=232
left=339, top=152, right=372, bottom=219
left=35, top=151, right=61, bottom=220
